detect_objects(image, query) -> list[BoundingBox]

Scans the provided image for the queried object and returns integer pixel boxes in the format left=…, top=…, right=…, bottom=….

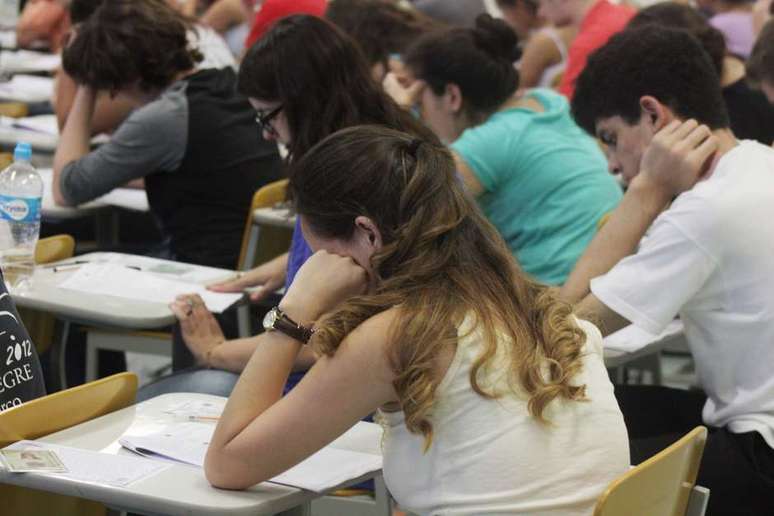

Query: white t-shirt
left=380, top=317, right=629, bottom=515
left=189, top=25, right=237, bottom=71
left=592, top=140, right=774, bottom=448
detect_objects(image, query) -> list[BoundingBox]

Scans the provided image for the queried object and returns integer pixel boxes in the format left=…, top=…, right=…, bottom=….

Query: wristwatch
left=263, top=306, right=314, bottom=344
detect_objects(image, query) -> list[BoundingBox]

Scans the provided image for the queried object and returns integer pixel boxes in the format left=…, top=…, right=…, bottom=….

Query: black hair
left=237, top=15, right=436, bottom=160
left=747, top=20, right=774, bottom=86
left=405, top=13, right=521, bottom=118
left=628, top=3, right=726, bottom=76
left=572, top=26, right=729, bottom=135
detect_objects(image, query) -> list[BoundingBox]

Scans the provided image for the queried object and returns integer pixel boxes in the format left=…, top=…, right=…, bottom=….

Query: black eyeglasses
left=255, top=105, right=284, bottom=136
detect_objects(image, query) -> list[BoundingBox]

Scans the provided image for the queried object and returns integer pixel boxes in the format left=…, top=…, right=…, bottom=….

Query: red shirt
left=245, top=0, right=327, bottom=50
left=558, top=0, right=635, bottom=100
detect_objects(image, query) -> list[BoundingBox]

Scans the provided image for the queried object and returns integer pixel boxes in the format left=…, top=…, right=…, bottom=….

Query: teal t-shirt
left=451, top=88, right=622, bottom=285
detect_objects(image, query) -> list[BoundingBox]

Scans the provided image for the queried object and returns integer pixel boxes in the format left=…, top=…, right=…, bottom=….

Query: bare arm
left=53, top=70, right=136, bottom=135
left=560, top=120, right=719, bottom=334
left=53, top=85, right=96, bottom=206
left=560, top=176, right=670, bottom=303
left=518, top=31, right=562, bottom=89
left=200, top=0, right=248, bottom=33
left=452, top=151, right=485, bottom=197
left=201, top=251, right=393, bottom=489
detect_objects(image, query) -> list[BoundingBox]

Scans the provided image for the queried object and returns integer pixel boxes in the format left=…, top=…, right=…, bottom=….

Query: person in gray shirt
left=52, top=0, right=282, bottom=269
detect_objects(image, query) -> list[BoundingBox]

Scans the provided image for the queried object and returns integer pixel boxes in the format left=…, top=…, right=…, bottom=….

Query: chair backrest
left=594, top=426, right=708, bottom=516
left=0, top=372, right=138, bottom=447
left=17, top=234, right=76, bottom=355
left=237, top=178, right=293, bottom=270
left=0, top=372, right=137, bottom=516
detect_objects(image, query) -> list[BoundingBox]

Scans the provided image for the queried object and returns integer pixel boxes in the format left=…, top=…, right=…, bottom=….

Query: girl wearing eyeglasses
left=142, top=14, right=433, bottom=399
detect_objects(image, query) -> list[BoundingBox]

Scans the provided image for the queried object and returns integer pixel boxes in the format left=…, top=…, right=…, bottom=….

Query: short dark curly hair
left=571, top=25, right=729, bottom=135
left=62, top=0, right=202, bottom=93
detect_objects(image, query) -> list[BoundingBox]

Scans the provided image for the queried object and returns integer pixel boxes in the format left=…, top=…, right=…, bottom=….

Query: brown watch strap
left=273, top=311, right=314, bottom=344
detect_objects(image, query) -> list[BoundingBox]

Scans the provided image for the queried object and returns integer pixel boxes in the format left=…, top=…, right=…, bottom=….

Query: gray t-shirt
left=59, top=82, right=188, bottom=205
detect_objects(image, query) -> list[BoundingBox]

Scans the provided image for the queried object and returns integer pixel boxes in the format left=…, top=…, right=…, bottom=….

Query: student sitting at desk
left=53, top=0, right=236, bottom=137
left=0, top=274, right=45, bottom=412
left=388, top=14, right=622, bottom=285
left=562, top=26, right=774, bottom=515
left=136, top=14, right=435, bottom=397
left=51, top=0, right=282, bottom=270
left=175, top=125, right=630, bottom=513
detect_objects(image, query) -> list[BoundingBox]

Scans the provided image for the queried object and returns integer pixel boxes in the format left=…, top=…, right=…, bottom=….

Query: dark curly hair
left=627, top=3, right=726, bottom=76
left=62, top=0, right=202, bottom=93
left=571, top=26, right=729, bottom=136
left=404, top=13, right=521, bottom=119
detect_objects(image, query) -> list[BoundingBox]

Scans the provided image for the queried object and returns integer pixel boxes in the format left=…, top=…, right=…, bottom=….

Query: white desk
left=11, top=252, right=236, bottom=329
left=0, top=393, right=385, bottom=516
left=603, top=321, right=685, bottom=369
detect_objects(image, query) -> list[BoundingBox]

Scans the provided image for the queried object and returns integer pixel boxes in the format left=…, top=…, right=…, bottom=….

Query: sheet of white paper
left=58, top=263, right=242, bottom=313
left=118, top=422, right=382, bottom=493
left=120, top=422, right=213, bottom=467
left=37, top=168, right=149, bottom=213
left=0, top=75, right=54, bottom=103
left=271, top=447, right=382, bottom=493
left=603, top=320, right=684, bottom=353
left=0, top=50, right=61, bottom=73
left=0, top=30, right=16, bottom=48
left=3, top=440, right=169, bottom=487
left=99, top=253, right=232, bottom=284
left=163, top=399, right=225, bottom=419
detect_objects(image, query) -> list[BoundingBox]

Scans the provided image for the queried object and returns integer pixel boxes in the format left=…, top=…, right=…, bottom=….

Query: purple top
left=710, top=11, right=755, bottom=59
left=285, top=218, right=314, bottom=290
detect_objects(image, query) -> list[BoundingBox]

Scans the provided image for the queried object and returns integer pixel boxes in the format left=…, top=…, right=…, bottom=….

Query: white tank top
left=379, top=317, right=629, bottom=516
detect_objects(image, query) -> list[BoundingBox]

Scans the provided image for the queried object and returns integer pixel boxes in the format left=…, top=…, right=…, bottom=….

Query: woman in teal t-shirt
left=400, top=14, right=622, bottom=285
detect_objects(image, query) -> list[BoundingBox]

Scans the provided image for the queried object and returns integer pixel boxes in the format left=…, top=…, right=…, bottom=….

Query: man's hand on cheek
left=635, top=119, right=719, bottom=199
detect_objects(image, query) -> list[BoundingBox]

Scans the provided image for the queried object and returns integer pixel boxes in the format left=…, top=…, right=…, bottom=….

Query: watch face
left=263, top=308, right=278, bottom=330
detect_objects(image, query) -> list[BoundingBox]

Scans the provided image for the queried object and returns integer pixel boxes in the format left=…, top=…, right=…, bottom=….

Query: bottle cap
left=13, top=142, right=32, bottom=162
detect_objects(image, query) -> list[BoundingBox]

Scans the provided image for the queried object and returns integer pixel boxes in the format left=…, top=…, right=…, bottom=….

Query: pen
left=44, top=260, right=88, bottom=269
left=52, top=264, right=84, bottom=273
left=188, top=415, right=219, bottom=422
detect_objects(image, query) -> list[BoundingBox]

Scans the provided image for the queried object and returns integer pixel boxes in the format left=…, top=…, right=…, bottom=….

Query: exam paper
left=38, top=168, right=150, bottom=213
left=3, top=440, right=169, bottom=487
left=119, top=421, right=383, bottom=493
left=0, top=50, right=61, bottom=73
left=58, top=263, right=243, bottom=313
left=603, top=320, right=684, bottom=353
left=0, top=75, right=54, bottom=103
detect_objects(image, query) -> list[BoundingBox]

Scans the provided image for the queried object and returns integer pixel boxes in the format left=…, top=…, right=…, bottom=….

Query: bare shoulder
left=341, top=307, right=402, bottom=351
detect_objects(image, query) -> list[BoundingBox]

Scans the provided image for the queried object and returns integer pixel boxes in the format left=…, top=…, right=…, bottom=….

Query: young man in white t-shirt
left=564, top=25, right=774, bottom=515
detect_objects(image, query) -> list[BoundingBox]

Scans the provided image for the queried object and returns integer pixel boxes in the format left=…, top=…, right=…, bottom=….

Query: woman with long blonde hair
left=179, top=125, right=629, bottom=515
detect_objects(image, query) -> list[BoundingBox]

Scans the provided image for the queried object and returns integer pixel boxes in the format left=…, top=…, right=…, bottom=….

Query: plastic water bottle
left=0, top=142, right=43, bottom=289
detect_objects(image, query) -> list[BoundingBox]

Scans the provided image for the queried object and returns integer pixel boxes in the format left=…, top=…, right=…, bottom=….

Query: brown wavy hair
left=289, top=125, right=588, bottom=450
left=63, top=0, right=202, bottom=93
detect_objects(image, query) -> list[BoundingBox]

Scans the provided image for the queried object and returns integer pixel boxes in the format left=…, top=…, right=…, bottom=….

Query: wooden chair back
left=237, top=179, right=292, bottom=270
left=0, top=372, right=138, bottom=516
left=15, top=235, right=76, bottom=356
left=594, top=426, right=708, bottom=516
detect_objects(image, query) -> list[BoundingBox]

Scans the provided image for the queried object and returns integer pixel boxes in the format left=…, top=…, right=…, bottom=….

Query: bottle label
left=0, top=195, right=41, bottom=223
